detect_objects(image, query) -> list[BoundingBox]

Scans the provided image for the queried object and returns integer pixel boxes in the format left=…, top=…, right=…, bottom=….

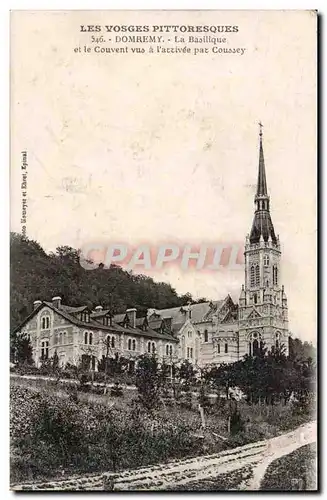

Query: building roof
left=113, top=313, right=125, bottom=324
left=14, top=301, right=178, bottom=342
left=90, top=309, right=111, bottom=319
left=60, top=305, right=88, bottom=314
left=154, top=301, right=224, bottom=325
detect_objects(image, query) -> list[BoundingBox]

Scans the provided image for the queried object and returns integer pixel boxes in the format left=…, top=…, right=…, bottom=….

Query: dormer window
left=81, top=311, right=90, bottom=323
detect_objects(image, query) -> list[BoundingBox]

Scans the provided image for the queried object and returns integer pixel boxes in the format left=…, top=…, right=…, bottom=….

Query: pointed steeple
left=249, top=123, right=277, bottom=245
left=256, top=123, right=268, bottom=197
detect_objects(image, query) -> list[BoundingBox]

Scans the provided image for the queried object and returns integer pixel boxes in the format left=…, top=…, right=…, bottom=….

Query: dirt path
left=12, top=420, right=316, bottom=491
left=246, top=420, right=317, bottom=490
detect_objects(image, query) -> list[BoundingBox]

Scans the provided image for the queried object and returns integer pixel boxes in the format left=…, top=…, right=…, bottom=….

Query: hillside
left=10, top=232, right=200, bottom=331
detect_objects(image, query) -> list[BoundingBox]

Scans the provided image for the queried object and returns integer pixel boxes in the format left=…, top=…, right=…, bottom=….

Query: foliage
left=175, top=360, right=198, bottom=393
left=206, top=345, right=316, bottom=407
left=135, top=354, right=164, bottom=412
left=10, top=232, right=201, bottom=332
left=10, top=332, right=33, bottom=365
left=289, top=337, right=317, bottom=362
left=10, top=385, right=199, bottom=483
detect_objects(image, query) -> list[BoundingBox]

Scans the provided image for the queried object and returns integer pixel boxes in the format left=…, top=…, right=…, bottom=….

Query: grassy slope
left=260, top=443, right=317, bottom=491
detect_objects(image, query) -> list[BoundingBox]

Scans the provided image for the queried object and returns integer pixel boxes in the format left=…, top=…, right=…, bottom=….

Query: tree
left=178, top=360, right=197, bottom=391
left=135, top=354, right=163, bottom=412
left=10, top=332, right=33, bottom=365
left=289, top=337, right=317, bottom=362
left=10, top=232, right=197, bottom=332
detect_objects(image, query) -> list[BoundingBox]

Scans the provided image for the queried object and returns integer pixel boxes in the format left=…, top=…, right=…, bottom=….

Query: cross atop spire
left=259, top=121, right=263, bottom=137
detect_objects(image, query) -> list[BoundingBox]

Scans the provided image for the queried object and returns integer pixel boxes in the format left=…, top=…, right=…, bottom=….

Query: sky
left=10, top=10, right=317, bottom=342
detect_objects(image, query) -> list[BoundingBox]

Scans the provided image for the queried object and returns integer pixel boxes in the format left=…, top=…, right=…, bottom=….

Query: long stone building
left=13, top=127, right=289, bottom=370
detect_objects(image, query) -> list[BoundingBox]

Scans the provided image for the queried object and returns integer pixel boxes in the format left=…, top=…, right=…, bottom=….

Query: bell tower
left=238, top=124, right=289, bottom=357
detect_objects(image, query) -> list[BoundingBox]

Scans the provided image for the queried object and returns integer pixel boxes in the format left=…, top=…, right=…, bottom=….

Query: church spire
left=256, top=122, right=268, bottom=197
left=249, top=123, right=277, bottom=245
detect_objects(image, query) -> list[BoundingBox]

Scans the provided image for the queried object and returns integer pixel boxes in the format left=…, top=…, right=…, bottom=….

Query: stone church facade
left=14, top=127, right=289, bottom=369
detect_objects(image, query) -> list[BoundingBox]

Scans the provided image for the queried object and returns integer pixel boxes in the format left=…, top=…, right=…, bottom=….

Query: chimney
left=126, top=308, right=137, bottom=328
left=33, top=300, right=42, bottom=310
left=95, top=305, right=103, bottom=312
left=52, top=296, right=61, bottom=309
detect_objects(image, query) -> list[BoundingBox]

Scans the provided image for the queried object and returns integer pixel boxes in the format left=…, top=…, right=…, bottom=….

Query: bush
left=110, top=383, right=123, bottom=397
left=10, top=385, right=199, bottom=484
left=13, top=364, right=40, bottom=376
left=93, top=372, right=106, bottom=384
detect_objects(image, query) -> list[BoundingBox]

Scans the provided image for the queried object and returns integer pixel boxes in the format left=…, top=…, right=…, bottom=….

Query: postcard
left=10, top=10, right=317, bottom=491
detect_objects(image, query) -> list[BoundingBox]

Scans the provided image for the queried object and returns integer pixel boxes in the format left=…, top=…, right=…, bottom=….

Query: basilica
left=14, top=127, right=289, bottom=369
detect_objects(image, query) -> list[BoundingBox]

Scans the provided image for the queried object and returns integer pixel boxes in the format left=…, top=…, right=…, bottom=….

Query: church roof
left=250, top=211, right=277, bottom=244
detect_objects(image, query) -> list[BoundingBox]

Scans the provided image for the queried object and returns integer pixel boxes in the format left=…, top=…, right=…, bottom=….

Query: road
left=12, top=420, right=316, bottom=491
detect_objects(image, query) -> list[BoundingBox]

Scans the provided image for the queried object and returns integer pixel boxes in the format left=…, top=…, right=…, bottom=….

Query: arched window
left=250, top=266, right=255, bottom=287
left=152, top=342, right=156, bottom=354
left=224, top=343, right=228, bottom=354
left=147, top=341, right=151, bottom=353
left=89, top=332, right=93, bottom=345
left=217, top=343, right=220, bottom=354
left=204, top=330, right=208, bottom=343
left=84, top=331, right=88, bottom=344
left=106, top=335, right=115, bottom=349
left=132, top=339, right=136, bottom=351
left=128, top=338, right=132, bottom=350
left=264, top=255, right=269, bottom=266
left=62, top=331, right=67, bottom=344
left=41, top=316, right=50, bottom=330
left=253, top=292, right=258, bottom=304
left=248, top=332, right=263, bottom=357
left=169, top=345, right=173, bottom=356
left=275, top=332, right=280, bottom=349
left=255, top=265, right=260, bottom=286
left=253, top=339, right=259, bottom=356
left=41, top=340, right=49, bottom=360
left=166, top=344, right=169, bottom=356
